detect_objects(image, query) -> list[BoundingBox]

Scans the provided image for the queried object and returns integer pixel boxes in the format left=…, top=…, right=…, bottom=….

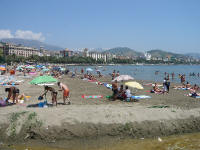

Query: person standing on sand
left=5, top=87, right=20, bottom=104
left=112, top=80, right=118, bottom=101
left=57, top=82, right=70, bottom=105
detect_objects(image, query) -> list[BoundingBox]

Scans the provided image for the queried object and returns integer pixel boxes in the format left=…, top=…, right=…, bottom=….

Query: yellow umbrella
left=125, top=81, right=144, bottom=90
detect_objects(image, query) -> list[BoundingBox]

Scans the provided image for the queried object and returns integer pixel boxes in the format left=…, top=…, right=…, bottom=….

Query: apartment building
left=3, top=43, right=40, bottom=57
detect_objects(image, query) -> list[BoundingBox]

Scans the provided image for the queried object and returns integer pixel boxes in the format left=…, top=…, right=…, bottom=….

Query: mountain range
left=1, top=38, right=199, bottom=59
left=103, top=47, right=143, bottom=57
left=0, top=38, right=63, bottom=51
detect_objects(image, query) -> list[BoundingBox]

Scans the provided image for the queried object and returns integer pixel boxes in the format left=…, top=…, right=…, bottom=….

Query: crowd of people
left=111, top=80, right=133, bottom=102
left=2, top=65, right=200, bottom=107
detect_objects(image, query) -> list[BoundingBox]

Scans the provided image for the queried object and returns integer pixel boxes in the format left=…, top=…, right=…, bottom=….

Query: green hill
left=103, top=47, right=143, bottom=57
left=147, top=49, right=185, bottom=58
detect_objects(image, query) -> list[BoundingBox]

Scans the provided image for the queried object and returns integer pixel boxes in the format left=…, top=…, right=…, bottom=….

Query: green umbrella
left=30, top=75, right=57, bottom=85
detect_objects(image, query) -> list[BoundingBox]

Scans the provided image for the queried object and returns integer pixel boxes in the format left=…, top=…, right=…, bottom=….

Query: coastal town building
left=83, top=48, right=109, bottom=62
left=60, top=48, right=74, bottom=57
left=3, top=43, right=40, bottom=57
left=144, top=52, right=151, bottom=60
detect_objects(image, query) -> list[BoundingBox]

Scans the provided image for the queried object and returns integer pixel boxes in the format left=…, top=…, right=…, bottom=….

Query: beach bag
left=0, top=100, right=6, bottom=106
left=38, top=96, right=43, bottom=100
left=191, top=93, right=198, bottom=98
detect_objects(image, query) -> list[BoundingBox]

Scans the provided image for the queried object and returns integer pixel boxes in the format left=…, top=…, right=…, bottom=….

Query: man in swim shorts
left=112, top=80, right=118, bottom=101
left=58, top=82, right=70, bottom=105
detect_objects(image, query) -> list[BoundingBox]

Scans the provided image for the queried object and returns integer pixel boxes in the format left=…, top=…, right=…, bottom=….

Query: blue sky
left=0, top=0, right=200, bottom=53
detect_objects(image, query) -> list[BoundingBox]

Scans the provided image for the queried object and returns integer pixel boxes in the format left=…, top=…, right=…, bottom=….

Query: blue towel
left=131, top=95, right=151, bottom=99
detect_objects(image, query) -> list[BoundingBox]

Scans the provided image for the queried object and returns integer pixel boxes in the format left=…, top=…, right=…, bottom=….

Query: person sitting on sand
left=18, top=93, right=27, bottom=101
left=124, top=86, right=132, bottom=102
left=58, top=82, right=70, bottom=105
left=112, top=80, right=118, bottom=101
left=117, top=85, right=125, bottom=100
left=71, top=72, right=76, bottom=78
left=185, top=82, right=191, bottom=89
left=190, top=84, right=199, bottom=93
left=152, top=83, right=163, bottom=93
left=5, top=87, right=20, bottom=104
left=41, top=86, right=57, bottom=106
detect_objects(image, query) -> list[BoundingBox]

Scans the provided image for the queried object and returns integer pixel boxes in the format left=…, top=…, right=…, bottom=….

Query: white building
left=83, top=48, right=109, bottom=62
left=144, top=52, right=151, bottom=60
left=3, top=43, right=40, bottom=57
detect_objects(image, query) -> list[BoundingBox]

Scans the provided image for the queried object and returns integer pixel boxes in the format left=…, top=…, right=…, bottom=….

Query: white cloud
left=15, top=30, right=45, bottom=41
left=0, top=29, right=14, bottom=39
left=0, top=29, right=45, bottom=41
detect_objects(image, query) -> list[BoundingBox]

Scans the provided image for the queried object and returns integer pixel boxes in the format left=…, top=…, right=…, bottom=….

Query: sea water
left=67, top=65, right=200, bottom=85
left=4, top=132, right=200, bottom=150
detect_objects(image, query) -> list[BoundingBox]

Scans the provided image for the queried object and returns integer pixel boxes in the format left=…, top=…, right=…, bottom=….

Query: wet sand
left=1, top=72, right=200, bottom=148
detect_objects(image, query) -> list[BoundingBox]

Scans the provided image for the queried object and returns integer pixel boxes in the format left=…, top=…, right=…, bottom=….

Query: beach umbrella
left=112, top=75, right=134, bottom=82
left=42, top=68, right=50, bottom=72
left=125, top=81, right=144, bottom=90
left=86, top=68, right=93, bottom=72
left=0, top=67, right=6, bottom=71
left=0, top=65, right=6, bottom=71
left=16, top=67, right=23, bottom=71
left=26, top=66, right=35, bottom=69
left=60, top=68, right=65, bottom=71
left=96, top=69, right=101, bottom=72
left=30, top=75, right=57, bottom=85
left=36, top=65, right=42, bottom=68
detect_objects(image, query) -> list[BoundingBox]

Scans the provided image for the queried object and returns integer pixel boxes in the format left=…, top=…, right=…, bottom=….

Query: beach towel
left=82, top=95, right=103, bottom=99
left=174, top=87, right=190, bottom=90
left=148, top=105, right=170, bottom=108
left=88, top=80, right=97, bottom=82
left=131, top=95, right=151, bottom=99
left=104, top=83, right=112, bottom=89
left=38, top=83, right=55, bottom=86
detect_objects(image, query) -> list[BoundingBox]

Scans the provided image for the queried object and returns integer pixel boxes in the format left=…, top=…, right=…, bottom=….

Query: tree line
left=0, top=51, right=198, bottom=65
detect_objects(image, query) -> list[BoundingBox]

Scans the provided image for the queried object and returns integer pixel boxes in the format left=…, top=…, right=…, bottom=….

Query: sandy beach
left=1, top=72, right=200, bottom=148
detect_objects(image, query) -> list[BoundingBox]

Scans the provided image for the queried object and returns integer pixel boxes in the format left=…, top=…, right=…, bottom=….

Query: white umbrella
left=112, top=75, right=134, bottom=82
left=86, top=68, right=93, bottom=72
